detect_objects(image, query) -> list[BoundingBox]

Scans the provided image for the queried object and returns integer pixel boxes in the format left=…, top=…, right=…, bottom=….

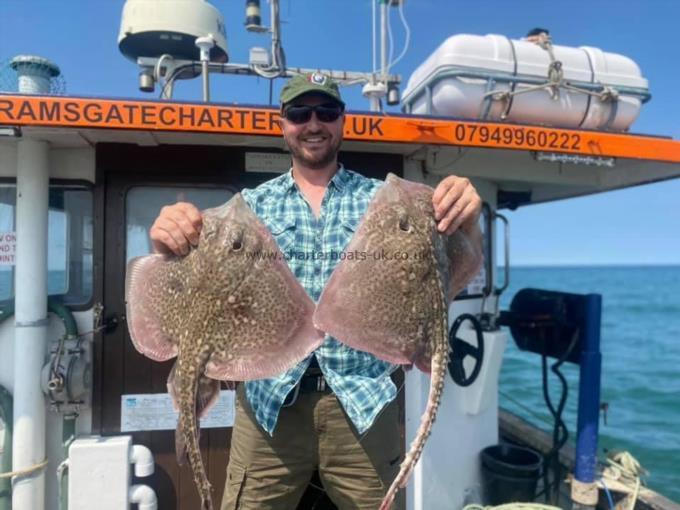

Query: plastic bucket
left=480, top=444, right=542, bottom=505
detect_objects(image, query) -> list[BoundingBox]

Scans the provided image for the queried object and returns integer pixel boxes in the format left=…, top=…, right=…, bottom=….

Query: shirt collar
left=329, top=164, right=349, bottom=193
left=281, top=164, right=349, bottom=195
left=280, top=168, right=297, bottom=193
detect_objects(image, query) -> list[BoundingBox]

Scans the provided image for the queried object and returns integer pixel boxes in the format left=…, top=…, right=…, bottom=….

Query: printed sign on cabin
left=0, top=232, right=16, bottom=266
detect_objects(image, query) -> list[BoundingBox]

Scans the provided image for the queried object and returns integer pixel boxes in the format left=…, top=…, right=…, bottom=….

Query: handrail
left=0, top=299, right=78, bottom=337
left=493, top=212, right=510, bottom=296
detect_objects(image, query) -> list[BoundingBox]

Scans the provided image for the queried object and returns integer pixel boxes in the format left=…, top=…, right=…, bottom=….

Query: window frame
left=123, top=183, right=237, bottom=264
left=0, top=178, right=95, bottom=311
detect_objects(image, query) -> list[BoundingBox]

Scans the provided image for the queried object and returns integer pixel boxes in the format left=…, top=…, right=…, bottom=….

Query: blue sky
left=1, top=0, right=679, bottom=265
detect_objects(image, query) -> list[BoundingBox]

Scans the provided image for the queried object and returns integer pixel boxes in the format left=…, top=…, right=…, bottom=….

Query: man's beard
left=285, top=133, right=342, bottom=170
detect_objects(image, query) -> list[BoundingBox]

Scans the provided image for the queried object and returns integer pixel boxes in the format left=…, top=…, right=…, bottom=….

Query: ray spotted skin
left=313, top=174, right=483, bottom=509
left=125, top=194, right=324, bottom=510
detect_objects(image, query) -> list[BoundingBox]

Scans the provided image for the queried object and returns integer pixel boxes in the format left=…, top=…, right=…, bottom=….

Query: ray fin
left=125, top=254, right=180, bottom=361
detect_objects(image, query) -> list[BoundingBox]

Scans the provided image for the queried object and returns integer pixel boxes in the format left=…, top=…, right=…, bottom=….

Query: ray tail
left=175, top=354, right=215, bottom=510
left=379, top=344, right=448, bottom=510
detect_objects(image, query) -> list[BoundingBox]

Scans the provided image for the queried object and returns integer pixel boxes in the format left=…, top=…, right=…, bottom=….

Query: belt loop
left=317, top=376, right=326, bottom=392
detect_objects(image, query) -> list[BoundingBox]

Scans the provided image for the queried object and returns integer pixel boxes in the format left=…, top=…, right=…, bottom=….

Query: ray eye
left=230, top=230, right=244, bottom=251
left=398, top=215, right=411, bottom=232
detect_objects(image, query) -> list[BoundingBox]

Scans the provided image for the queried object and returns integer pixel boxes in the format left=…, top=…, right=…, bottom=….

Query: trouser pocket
left=220, top=460, right=247, bottom=510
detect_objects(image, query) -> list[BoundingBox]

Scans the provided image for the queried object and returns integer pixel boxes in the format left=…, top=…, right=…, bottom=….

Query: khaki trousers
left=220, top=384, right=404, bottom=510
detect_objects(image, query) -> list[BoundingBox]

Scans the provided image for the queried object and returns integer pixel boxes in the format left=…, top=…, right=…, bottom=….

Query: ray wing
left=203, top=195, right=324, bottom=381
left=125, top=254, right=190, bottom=361
left=314, top=173, right=482, bottom=371
left=314, top=175, right=438, bottom=369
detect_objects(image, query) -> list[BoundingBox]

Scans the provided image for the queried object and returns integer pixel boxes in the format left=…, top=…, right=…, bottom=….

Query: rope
left=484, top=35, right=621, bottom=119
left=600, top=451, right=647, bottom=510
left=0, top=458, right=49, bottom=479
left=599, top=478, right=616, bottom=510
left=464, top=503, right=562, bottom=510
left=605, top=451, right=647, bottom=479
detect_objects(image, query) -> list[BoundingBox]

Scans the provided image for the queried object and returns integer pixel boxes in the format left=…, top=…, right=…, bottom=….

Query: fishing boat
left=0, top=1, right=678, bottom=509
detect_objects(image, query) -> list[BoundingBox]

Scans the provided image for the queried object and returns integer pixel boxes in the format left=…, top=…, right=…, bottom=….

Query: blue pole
left=574, top=293, right=602, bottom=484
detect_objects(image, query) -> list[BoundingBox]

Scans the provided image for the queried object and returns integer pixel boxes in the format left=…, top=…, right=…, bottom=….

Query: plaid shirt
left=241, top=166, right=397, bottom=435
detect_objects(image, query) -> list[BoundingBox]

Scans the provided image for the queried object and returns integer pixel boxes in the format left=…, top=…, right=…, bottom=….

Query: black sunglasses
left=282, top=103, right=344, bottom=124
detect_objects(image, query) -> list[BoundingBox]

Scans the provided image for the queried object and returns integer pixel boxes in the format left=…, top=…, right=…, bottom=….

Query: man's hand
left=432, top=176, right=482, bottom=236
left=149, top=202, right=203, bottom=256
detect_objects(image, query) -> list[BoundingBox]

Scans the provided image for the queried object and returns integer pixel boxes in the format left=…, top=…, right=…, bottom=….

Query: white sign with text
left=245, top=152, right=290, bottom=173
left=121, top=390, right=235, bottom=432
left=0, top=232, right=16, bottom=266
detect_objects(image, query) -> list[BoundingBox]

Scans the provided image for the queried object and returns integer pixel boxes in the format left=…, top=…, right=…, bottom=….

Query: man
left=526, top=27, right=551, bottom=45
left=149, top=72, right=482, bottom=510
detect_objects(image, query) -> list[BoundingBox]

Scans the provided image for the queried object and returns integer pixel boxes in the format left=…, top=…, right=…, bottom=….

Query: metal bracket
left=41, top=336, right=91, bottom=415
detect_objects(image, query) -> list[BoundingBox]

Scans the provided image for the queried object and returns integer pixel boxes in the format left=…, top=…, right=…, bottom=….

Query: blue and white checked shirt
left=241, top=165, right=398, bottom=436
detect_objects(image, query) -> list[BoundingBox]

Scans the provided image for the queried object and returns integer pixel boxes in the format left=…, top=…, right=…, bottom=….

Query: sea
left=0, top=266, right=678, bottom=501
left=499, top=265, right=680, bottom=502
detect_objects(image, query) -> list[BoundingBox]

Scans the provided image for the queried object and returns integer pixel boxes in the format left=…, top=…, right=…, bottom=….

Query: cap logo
left=309, top=72, right=328, bottom=85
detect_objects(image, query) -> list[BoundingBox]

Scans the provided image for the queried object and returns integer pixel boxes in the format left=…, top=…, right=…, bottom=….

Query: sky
left=0, top=0, right=679, bottom=266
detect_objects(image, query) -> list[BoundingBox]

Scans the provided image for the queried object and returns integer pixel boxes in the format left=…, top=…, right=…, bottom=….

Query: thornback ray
left=125, top=193, right=325, bottom=510
left=313, top=173, right=482, bottom=509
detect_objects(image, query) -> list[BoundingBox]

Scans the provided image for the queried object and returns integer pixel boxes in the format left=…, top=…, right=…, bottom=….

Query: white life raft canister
left=401, top=34, right=649, bottom=131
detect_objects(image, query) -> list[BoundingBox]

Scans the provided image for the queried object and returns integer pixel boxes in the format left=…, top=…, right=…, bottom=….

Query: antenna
left=245, top=0, right=268, bottom=33
left=118, top=0, right=401, bottom=110
left=118, top=0, right=228, bottom=96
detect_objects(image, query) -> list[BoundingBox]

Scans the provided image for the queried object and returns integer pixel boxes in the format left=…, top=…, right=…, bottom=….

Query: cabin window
left=0, top=183, right=93, bottom=306
left=455, top=203, right=492, bottom=299
left=125, top=186, right=234, bottom=262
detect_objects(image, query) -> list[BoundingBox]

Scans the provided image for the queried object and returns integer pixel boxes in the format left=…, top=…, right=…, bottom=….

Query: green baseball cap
left=280, top=72, right=345, bottom=108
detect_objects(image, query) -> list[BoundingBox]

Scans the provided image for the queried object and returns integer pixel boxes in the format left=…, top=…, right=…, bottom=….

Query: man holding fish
left=149, top=73, right=482, bottom=510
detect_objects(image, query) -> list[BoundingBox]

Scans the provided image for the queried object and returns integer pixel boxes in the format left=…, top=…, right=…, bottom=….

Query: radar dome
left=118, top=0, right=228, bottom=63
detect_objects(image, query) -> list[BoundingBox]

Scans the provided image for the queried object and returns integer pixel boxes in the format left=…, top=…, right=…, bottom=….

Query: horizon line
left=509, top=262, right=680, bottom=268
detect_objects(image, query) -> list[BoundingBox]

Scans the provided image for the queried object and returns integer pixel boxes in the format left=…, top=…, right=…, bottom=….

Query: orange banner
left=1, top=94, right=679, bottom=163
